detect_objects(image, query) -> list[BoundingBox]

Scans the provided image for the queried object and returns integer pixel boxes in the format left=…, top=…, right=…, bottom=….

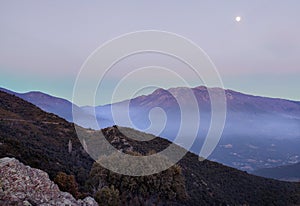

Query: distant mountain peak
left=151, top=88, right=169, bottom=96
left=193, top=85, right=208, bottom=90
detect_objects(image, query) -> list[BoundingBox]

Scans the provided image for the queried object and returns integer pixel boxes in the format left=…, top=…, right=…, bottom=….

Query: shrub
left=94, top=186, right=120, bottom=206
left=54, top=172, right=80, bottom=199
left=87, top=151, right=187, bottom=205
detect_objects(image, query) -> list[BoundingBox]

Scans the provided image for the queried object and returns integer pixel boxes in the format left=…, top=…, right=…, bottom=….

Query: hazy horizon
left=1, top=84, right=300, bottom=107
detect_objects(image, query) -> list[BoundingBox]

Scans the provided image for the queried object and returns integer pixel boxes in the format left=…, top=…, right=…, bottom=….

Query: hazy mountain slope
left=0, top=87, right=105, bottom=128
left=0, top=90, right=94, bottom=192
left=95, top=86, right=300, bottom=133
left=253, top=162, right=300, bottom=181
left=91, top=86, right=300, bottom=171
left=91, top=86, right=300, bottom=141
left=0, top=87, right=79, bottom=122
left=19, top=91, right=79, bottom=122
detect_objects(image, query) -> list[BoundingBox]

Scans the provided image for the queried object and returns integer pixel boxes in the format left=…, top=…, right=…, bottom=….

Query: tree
left=54, top=172, right=80, bottom=199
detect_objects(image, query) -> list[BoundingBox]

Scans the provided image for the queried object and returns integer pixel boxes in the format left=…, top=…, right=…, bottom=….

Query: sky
left=0, top=1, right=300, bottom=106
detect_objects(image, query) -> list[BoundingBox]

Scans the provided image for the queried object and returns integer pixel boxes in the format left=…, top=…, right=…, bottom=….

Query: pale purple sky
left=0, top=1, right=299, bottom=105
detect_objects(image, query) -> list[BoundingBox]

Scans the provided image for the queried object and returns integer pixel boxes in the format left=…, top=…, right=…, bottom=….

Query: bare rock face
left=0, top=157, right=98, bottom=206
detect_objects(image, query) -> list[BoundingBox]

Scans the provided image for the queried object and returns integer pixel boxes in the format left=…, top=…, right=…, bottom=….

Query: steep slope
left=0, top=87, right=84, bottom=123
left=85, top=126, right=300, bottom=205
left=0, top=90, right=94, bottom=192
left=253, top=162, right=300, bottom=181
left=19, top=91, right=79, bottom=122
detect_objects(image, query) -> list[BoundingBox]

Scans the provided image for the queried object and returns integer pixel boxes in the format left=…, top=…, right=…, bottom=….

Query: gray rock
left=0, top=157, right=98, bottom=206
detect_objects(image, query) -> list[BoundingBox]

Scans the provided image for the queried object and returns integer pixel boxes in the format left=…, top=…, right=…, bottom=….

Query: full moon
left=235, top=16, right=241, bottom=22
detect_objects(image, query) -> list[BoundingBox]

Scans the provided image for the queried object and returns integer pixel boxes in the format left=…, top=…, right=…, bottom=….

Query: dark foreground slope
left=0, top=87, right=79, bottom=122
left=99, top=126, right=300, bottom=206
left=0, top=90, right=299, bottom=205
left=0, top=91, right=94, bottom=191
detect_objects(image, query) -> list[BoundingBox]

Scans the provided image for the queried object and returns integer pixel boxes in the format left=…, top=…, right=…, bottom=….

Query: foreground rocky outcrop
left=0, top=157, right=98, bottom=206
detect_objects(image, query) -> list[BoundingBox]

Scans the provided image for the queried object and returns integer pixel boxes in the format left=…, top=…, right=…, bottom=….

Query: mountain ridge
left=2, top=86, right=300, bottom=108
left=2, top=86, right=300, bottom=172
